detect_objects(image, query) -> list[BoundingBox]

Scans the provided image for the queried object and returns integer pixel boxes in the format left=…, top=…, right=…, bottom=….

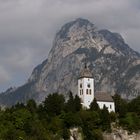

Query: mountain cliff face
left=0, top=18, right=140, bottom=106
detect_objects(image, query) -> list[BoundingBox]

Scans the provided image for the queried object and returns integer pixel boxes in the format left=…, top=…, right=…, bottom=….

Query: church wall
left=78, top=74, right=115, bottom=112
left=83, top=78, right=94, bottom=108
left=97, top=101, right=115, bottom=112
left=78, top=78, right=84, bottom=103
left=78, top=77, right=94, bottom=108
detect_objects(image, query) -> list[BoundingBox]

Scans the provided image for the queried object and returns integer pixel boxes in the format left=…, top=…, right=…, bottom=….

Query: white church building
left=78, top=65, right=115, bottom=112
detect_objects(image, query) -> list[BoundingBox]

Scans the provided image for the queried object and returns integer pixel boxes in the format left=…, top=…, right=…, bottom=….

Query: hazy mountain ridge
left=0, top=18, right=140, bottom=106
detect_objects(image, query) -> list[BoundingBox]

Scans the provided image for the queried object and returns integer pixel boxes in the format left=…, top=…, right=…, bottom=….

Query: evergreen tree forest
left=0, top=93, right=139, bottom=140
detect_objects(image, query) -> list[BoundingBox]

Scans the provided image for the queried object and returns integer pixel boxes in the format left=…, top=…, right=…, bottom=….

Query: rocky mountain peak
left=0, top=18, right=140, bottom=106
left=49, top=18, right=139, bottom=64
left=57, top=18, right=95, bottom=39
left=48, top=18, right=99, bottom=63
left=99, top=29, right=140, bottom=58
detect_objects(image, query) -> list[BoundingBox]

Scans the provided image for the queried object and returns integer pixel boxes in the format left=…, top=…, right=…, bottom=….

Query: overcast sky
left=0, top=0, right=140, bottom=92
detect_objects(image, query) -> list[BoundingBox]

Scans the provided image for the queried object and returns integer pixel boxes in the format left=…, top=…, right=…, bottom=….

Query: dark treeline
left=0, top=92, right=140, bottom=140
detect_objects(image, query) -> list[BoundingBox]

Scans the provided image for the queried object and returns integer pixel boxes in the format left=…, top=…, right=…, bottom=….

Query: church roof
left=95, top=91, right=114, bottom=102
left=79, top=64, right=93, bottom=78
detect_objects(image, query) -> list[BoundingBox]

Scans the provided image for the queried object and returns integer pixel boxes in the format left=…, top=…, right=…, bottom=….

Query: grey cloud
left=0, top=66, right=11, bottom=84
left=0, top=0, right=140, bottom=91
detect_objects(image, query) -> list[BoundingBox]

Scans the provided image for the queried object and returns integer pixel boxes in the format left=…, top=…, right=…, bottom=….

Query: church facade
left=78, top=65, right=115, bottom=112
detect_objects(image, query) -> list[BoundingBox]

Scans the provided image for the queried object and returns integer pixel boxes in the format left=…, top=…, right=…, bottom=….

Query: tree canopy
left=0, top=93, right=139, bottom=139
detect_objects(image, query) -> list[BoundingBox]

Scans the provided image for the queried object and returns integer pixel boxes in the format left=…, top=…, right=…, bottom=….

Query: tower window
left=86, top=89, right=88, bottom=95
left=87, top=84, right=90, bottom=88
left=80, top=84, right=82, bottom=88
left=82, top=89, right=83, bottom=95
left=110, top=105, right=112, bottom=109
left=89, top=89, right=91, bottom=95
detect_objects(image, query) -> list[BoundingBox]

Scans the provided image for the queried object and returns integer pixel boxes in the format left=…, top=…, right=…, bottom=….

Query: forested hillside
left=0, top=93, right=140, bottom=140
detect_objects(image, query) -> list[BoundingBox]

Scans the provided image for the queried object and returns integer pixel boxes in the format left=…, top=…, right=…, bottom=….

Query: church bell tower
left=78, top=64, right=94, bottom=109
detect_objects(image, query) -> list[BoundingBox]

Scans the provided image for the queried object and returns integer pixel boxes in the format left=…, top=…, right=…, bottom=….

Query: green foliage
left=92, top=129, right=103, bottom=140
left=65, top=92, right=82, bottom=113
left=65, top=91, right=75, bottom=112
left=44, top=93, right=65, bottom=116
left=0, top=93, right=140, bottom=139
left=79, top=110, right=100, bottom=129
left=74, top=95, right=82, bottom=112
left=63, top=112, right=81, bottom=128
left=62, top=128, right=70, bottom=140
left=14, top=103, right=25, bottom=110
left=48, top=117, right=63, bottom=134
left=128, top=96, right=140, bottom=115
left=110, top=111, right=117, bottom=122
left=113, top=95, right=140, bottom=132
left=120, top=112, right=140, bottom=132
left=90, top=98, right=100, bottom=112
left=100, top=105, right=111, bottom=131
left=113, top=94, right=127, bottom=117
left=79, top=110, right=102, bottom=139
left=26, top=99, right=37, bottom=113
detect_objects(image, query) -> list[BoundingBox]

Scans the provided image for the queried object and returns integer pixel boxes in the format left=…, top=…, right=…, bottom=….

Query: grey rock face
left=0, top=18, right=140, bottom=106
left=103, top=128, right=140, bottom=140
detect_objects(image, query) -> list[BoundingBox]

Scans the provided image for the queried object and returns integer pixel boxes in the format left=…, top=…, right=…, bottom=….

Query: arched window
left=80, top=84, right=82, bottom=88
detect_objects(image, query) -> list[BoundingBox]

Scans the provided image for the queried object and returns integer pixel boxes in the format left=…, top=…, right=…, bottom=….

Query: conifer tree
left=101, top=105, right=111, bottom=131
left=65, top=91, right=75, bottom=112
left=26, top=99, right=37, bottom=113
left=74, top=95, right=81, bottom=112
left=90, top=98, right=100, bottom=112
left=113, top=94, right=127, bottom=117
left=44, top=93, right=65, bottom=116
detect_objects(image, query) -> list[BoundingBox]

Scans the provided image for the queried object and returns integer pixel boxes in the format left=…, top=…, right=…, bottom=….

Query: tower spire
left=84, top=58, right=87, bottom=69
left=78, top=61, right=94, bottom=109
left=84, top=62, right=87, bottom=69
